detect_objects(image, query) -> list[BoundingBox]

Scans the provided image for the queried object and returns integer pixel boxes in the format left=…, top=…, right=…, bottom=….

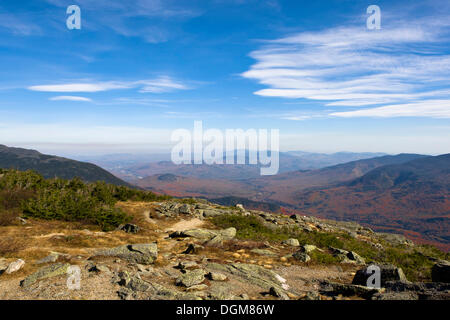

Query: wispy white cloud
left=330, top=100, right=450, bottom=118
left=28, top=76, right=189, bottom=93
left=49, top=96, right=92, bottom=102
left=0, top=12, right=42, bottom=36
left=44, top=0, right=201, bottom=43
left=242, top=16, right=450, bottom=118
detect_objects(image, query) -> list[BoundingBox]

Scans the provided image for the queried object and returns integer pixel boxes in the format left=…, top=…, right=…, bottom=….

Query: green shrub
left=0, top=169, right=169, bottom=231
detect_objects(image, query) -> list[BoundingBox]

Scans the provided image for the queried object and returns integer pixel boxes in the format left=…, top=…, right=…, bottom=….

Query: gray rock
left=282, top=238, right=300, bottom=247
left=219, top=227, right=236, bottom=240
left=186, top=284, right=208, bottom=292
left=432, top=260, right=450, bottom=283
left=292, top=251, right=311, bottom=262
left=347, top=251, right=365, bottom=265
left=207, top=272, right=228, bottom=281
left=20, top=263, right=70, bottom=287
left=250, top=249, right=278, bottom=257
left=178, top=204, right=192, bottom=215
left=206, top=263, right=284, bottom=290
left=171, top=227, right=236, bottom=242
left=352, top=264, right=407, bottom=287
left=175, top=261, right=198, bottom=270
left=5, top=259, right=25, bottom=274
left=36, top=253, right=60, bottom=264
left=96, top=243, right=158, bottom=265
left=202, top=209, right=224, bottom=218
left=119, top=224, right=140, bottom=234
left=322, top=281, right=383, bottom=299
left=301, top=244, right=317, bottom=253
left=176, top=269, right=206, bottom=287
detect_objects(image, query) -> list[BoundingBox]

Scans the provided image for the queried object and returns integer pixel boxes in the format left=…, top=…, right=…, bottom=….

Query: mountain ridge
left=0, top=144, right=129, bottom=186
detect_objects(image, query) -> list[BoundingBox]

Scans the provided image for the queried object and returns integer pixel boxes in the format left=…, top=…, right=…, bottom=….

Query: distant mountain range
left=93, top=151, right=387, bottom=181
left=294, top=154, right=450, bottom=250
left=134, top=152, right=450, bottom=250
left=0, top=145, right=128, bottom=186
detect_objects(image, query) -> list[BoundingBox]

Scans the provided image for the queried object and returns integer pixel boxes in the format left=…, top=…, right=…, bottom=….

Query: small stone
left=36, top=253, right=59, bottom=264
left=176, top=261, right=198, bottom=270
left=176, top=269, right=206, bottom=288
left=119, top=223, right=140, bottom=234
left=186, top=284, right=208, bottom=292
left=282, top=238, right=300, bottom=247
left=208, top=272, right=227, bottom=281
left=292, top=251, right=311, bottom=262
left=301, top=244, right=317, bottom=253
left=6, top=259, right=25, bottom=274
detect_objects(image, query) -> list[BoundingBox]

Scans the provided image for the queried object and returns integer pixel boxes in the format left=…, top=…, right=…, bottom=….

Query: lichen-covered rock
left=171, top=227, right=236, bottom=242
left=36, top=252, right=60, bottom=264
left=20, top=263, right=70, bottom=287
left=301, top=244, right=317, bottom=253
left=96, top=243, right=158, bottom=265
left=206, top=263, right=284, bottom=290
left=119, top=223, right=140, bottom=234
left=176, top=269, right=206, bottom=287
left=292, top=251, right=311, bottom=262
left=282, top=238, right=300, bottom=247
left=219, top=227, right=236, bottom=240
left=250, top=249, right=278, bottom=257
left=207, top=272, right=227, bottom=281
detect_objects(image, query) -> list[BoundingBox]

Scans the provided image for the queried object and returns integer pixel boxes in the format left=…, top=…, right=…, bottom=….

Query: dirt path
left=165, top=218, right=205, bottom=232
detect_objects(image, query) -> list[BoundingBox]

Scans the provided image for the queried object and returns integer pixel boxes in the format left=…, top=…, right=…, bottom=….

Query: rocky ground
left=0, top=199, right=449, bottom=300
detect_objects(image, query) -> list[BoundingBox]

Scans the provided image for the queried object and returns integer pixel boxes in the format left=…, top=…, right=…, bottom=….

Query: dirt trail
left=165, top=218, right=205, bottom=232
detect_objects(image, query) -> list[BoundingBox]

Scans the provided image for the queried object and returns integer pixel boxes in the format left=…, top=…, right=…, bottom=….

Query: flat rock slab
left=206, top=263, right=284, bottom=291
left=21, top=263, right=70, bottom=288
left=96, top=243, right=158, bottom=265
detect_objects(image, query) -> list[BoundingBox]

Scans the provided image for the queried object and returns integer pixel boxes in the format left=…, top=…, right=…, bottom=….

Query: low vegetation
left=212, top=214, right=449, bottom=281
left=0, top=169, right=171, bottom=231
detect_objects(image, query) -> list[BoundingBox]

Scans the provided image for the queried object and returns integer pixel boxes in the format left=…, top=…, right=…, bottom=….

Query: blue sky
left=0, top=0, right=449, bottom=155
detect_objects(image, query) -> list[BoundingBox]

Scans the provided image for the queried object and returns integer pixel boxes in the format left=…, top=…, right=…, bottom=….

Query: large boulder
left=352, top=264, right=407, bottom=287
left=431, top=260, right=450, bottom=283
left=96, top=243, right=158, bottom=265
